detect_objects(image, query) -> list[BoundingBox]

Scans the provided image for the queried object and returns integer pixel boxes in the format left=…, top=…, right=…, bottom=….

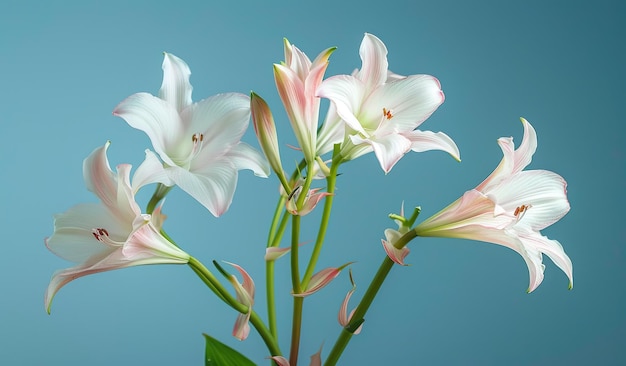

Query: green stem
left=188, top=257, right=282, bottom=357
left=289, top=296, right=304, bottom=366
left=146, top=183, right=172, bottom=214
left=287, top=161, right=317, bottom=366
left=301, top=159, right=340, bottom=288
left=266, top=197, right=288, bottom=339
left=324, top=229, right=418, bottom=366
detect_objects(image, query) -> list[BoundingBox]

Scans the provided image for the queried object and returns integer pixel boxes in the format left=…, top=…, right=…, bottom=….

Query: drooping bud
left=250, top=92, right=289, bottom=192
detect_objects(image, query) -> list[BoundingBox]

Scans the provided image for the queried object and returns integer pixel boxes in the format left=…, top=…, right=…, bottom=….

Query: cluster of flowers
left=45, top=33, right=572, bottom=365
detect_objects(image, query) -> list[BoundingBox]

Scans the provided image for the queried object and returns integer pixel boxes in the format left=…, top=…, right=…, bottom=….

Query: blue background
left=1, top=1, right=624, bottom=365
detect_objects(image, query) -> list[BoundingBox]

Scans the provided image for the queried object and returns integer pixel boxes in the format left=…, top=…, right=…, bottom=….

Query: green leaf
left=204, top=333, right=256, bottom=366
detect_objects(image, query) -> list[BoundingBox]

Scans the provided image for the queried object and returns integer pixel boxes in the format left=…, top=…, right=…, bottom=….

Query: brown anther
left=192, top=133, right=204, bottom=143
left=514, top=205, right=530, bottom=219
left=91, top=228, right=110, bottom=241
left=383, top=108, right=393, bottom=119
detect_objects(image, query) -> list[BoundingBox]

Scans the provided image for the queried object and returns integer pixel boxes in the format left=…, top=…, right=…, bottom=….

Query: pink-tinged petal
left=476, top=136, right=516, bottom=191
left=519, top=232, right=573, bottom=290
left=309, top=347, right=323, bottom=366
left=352, top=133, right=412, bottom=174
left=274, top=64, right=316, bottom=161
left=121, top=221, right=189, bottom=263
left=224, top=142, right=270, bottom=178
left=150, top=201, right=167, bottom=230
left=45, top=227, right=188, bottom=314
left=113, top=93, right=182, bottom=167
left=317, top=75, right=368, bottom=135
left=284, top=40, right=312, bottom=81
left=405, top=130, right=461, bottom=162
left=166, top=162, right=237, bottom=217
left=415, top=189, right=514, bottom=236
left=338, top=283, right=363, bottom=335
left=310, top=46, right=336, bottom=70
left=224, top=262, right=255, bottom=303
left=286, top=187, right=333, bottom=216
left=232, top=312, right=251, bottom=341
left=131, top=149, right=173, bottom=192
left=83, top=143, right=139, bottom=220
left=381, top=239, right=410, bottom=266
left=363, top=75, right=444, bottom=133
left=269, top=356, right=290, bottom=366
left=513, top=118, right=537, bottom=174
left=224, top=262, right=255, bottom=341
left=265, top=246, right=291, bottom=261
left=45, top=249, right=132, bottom=314
left=478, top=118, right=536, bottom=192
left=357, top=33, right=389, bottom=92
left=159, top=53, right=193, bottom=113
left=295, top=264, right=351, bottom=297
left=251, top=92, right=284, bottom=179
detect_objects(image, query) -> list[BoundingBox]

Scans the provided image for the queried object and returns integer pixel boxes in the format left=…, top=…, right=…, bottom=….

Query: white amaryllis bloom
left=317, top=33, right=460, bottom=173
left=414, top=119, right=572, bottom=292
left=274, top=39, right=335, bottom=163
left=45, top=142, right=190, bottom=313
left=114, top=53, right=269, bottom=216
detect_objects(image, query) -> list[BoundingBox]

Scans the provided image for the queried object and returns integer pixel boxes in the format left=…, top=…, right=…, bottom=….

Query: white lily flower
left=114, top=53, right=269, bottom=216
left=45, top=142, right=189, bottom=313
left=415, top=119, right=572, bottom=292
left=317, top=33, right=460, bottom=173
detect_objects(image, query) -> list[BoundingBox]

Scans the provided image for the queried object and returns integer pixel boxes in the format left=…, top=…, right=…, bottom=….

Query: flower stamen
left=514, top=204, right=531, bottom=221
left=382, top=108, right=394, bottom=120
left=184, top=133, right=205, bottom=163
left=91, top=227, right=121, bottom=247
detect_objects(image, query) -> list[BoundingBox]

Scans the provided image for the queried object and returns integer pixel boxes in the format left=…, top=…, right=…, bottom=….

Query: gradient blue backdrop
left=1, top=1, right=624, bottom=365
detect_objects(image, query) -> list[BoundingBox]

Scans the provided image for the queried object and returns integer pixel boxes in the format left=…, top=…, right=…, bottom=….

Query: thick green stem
left=324, top=229, right=418, bottom=366
left=188, top=257, right=282, bottom=357
left=289, top=296, right=304, bottom=366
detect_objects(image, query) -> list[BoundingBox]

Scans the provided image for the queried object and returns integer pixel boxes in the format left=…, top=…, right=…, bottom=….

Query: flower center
left=514, top=204, right=531, bottom=221
left=184, top=133, right=205, bottom=164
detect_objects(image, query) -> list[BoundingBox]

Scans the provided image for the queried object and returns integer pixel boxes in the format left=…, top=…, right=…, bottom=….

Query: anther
left=383, top=108, right=394, bottom=120
left=192, top=133, right=204, bottom=144
left=91, top=228, right=110, bottom=241
left=514, top=204, right=531, bottom=221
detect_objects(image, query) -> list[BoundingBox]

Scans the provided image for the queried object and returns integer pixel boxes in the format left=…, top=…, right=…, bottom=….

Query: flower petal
left=381, top=238, right=410, bottom=266
left=519, top=231, right=573, bottom=289
left=269, top=356, right=290, bottom=366
left=45, top=203, right=124, bottom=263
left=487, top=170, right=570, bottom=231
left=224, top=142, right=270, bottom=178
left=159, top=53, right=193, bottom=113
left=317, top=75, right=368, bottom=135
left=113, top=93, right=183, bottom=167
left=184, top=93, right=251, bottom=159
left=131, top=149, right=173, bottom=192
left=166, top=161, right=238, bottom=217
left=362, top=75, right=444, bottom=134
left=513, top=118, right=537, bottom=174
left=356, top=33, right=389, bottom=92
left=351, top=133, right=412, bottom=173
left=405, top=129, right=460, bottom=161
